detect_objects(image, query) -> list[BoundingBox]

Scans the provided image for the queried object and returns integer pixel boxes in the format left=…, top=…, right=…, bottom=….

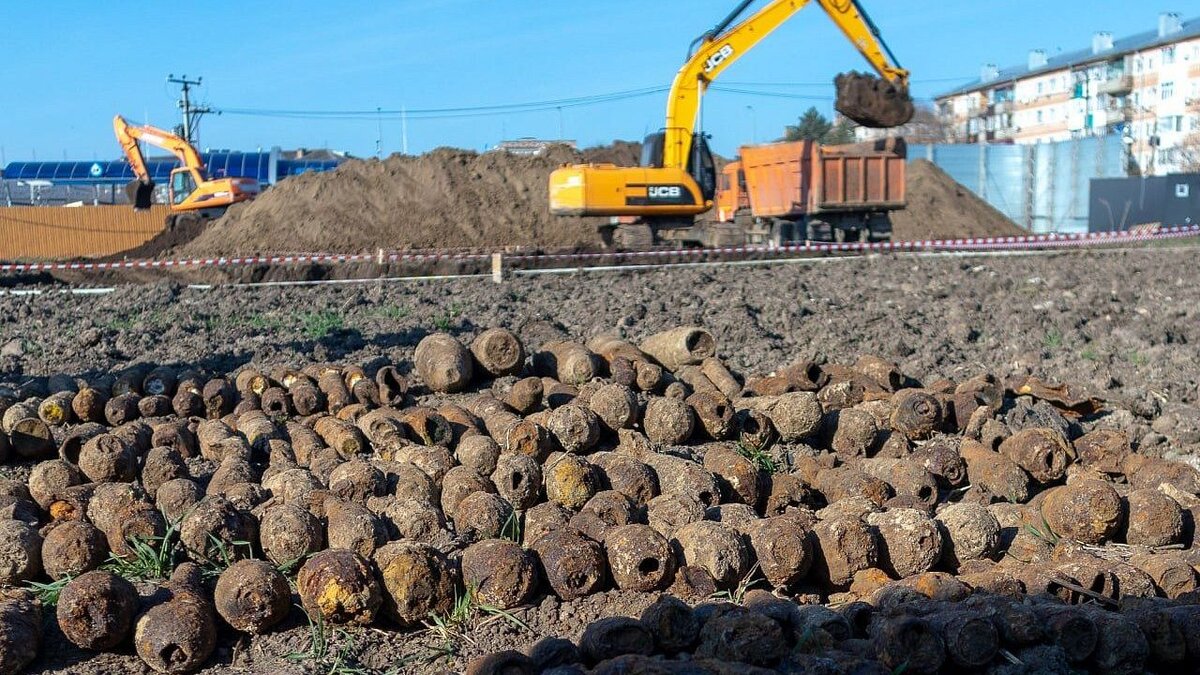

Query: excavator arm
left=663, top=0, right=911, bottom=169
left=113, top=115, right=208, bottom=180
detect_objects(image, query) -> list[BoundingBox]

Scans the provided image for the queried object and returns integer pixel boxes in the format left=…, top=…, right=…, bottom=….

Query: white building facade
left=933, top=13, right=1200, bottom=176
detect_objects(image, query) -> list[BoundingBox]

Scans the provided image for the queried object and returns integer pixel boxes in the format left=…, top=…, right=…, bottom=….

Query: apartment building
left=931, top=12, right=1200, bottom=175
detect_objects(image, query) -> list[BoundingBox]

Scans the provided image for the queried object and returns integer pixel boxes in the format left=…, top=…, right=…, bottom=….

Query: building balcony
left=1095, top=75, right=1133, bottom=96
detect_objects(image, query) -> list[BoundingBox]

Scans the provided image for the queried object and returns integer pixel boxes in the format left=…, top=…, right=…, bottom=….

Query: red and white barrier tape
left=3, top=225, right=1198, bottom=274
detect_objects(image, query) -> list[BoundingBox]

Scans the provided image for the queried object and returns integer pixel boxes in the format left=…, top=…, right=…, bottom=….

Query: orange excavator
left=113, top=115, right=260, bottom=228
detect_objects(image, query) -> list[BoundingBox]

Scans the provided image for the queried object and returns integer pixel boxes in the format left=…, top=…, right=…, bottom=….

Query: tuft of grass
left=499, top=510, right=523, bottom=544
left=1043, top=329, right=1063, bottom=350
left=432, top=303, right=463, bottom=331
left=709, top=561, right=766, bottom=605
left=103, top=521, right=182, bottom=581
left=371, top=304, right=410, bottom=320
left=1080, top=347, right=1099, bottom=361
left=1025, top=515, right=1061, bottom=546
left=25, top=576, right=72, bottom=607
left=302, top=311, right=344, bottom=339
left=735, top=440, right=778, bottom=474
left=200, top=535, right=254, bottom=579
left=423, top=584, right=529, bottom=658
left=1126, top=350, right=1149, bottom=366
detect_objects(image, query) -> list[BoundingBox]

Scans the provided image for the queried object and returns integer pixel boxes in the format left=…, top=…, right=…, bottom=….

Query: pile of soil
left=891, top=159, right=1024, bottom=240
left=182, top=143, right=641, bottom=256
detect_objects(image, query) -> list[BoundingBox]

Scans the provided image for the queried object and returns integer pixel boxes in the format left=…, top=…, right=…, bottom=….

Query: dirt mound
left=183, top=144, right=641, bottom=256
left=891, top=159, right=1024, bottom=240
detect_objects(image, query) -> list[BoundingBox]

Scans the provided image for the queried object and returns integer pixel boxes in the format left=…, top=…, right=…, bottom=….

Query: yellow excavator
left=549, top=0, right=913, bottom=246
left=113, top=115, right=260, bottom=228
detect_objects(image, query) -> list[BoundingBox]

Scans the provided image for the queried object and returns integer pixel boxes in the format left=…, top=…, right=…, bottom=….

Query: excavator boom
left=549, top=0, right=912, bottom=225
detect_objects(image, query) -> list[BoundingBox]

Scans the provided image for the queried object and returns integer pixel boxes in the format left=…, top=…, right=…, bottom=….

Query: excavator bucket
left=125, top=179, right=155, bottom=210
left=834, top=71, right=915, bottom=128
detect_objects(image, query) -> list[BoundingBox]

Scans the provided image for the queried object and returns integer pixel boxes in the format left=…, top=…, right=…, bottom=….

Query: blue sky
left=0, top=1, right=1172, bottom=162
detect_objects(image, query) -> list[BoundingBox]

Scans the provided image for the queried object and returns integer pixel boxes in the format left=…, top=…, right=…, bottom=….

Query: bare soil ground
left=2, top=246, right=1198, bottom=674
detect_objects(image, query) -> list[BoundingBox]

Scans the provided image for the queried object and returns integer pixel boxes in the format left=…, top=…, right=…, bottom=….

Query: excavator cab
left=640, top=131, right=717, bottom=202
left=169, top=168, right=199, bottom=206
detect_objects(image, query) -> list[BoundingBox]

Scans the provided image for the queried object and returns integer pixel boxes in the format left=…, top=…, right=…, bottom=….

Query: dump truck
left=711, top=137, right=907, bottom=245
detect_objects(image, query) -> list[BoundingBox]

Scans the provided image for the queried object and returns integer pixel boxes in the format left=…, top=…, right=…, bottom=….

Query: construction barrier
left=0, top=205, right=168, bottom=260
left=2, top=224, right=1198, bottom=275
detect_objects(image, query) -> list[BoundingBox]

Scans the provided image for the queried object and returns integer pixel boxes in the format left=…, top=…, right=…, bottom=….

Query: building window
left=1190, top=115, right=1200, bottom=132
left=1036, top=110, right=1044, bottom=124
left=1163, top=81, right=1174, bottom=100
left=1163, top=46, right=1176, bottom=65
left=1134, top=57, right=1143, bottom=74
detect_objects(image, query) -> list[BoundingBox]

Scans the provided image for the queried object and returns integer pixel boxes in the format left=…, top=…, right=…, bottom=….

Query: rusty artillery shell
left=1122, top=598, right=1187, bottom=670
left=580, top=616, right=654, bottom=664
left=328, top=458, right=385, bottom=502
left=41, top=520, right=106, bottom=579
left=262, top=466, right=322, bottom=504
left=137, top=394, right=171, bottom=418
left=1124, top=488, right=1185, bottom=546
left=810, top=515, right=878, bottom=589
left=258, top=386, right=292, bottom=418
left=1128, top=457, right=1200, bottom=494
left=532, top=528, right=607, bottom=600
left=132, top=579, right=217, bottom=673
left=490, top=453, right=542, bottom=510
left=641, top=453, right=720, bottom=508
left=676, top=364, right=719, bottom=395
left=544, top=403, right=600, bottom=454
left=959, top=438, right=1031, bottom=503
left=471, top=396, right=551, bottom=461
left=588, top=383, right=638, bottom=433
left=686, top=390, right=734, bottom=441
left=522, top=501, right=572, bottom=546
left=55, top=422, right=104, bottom=465
left=814, top=467, right=892, bottom=507
left=297, top=548, right=382, bottom=626
left=259, top=503, right=324, bottom=567
left=453, top=491, right=514, bottom=542
left=502, top=376, right=543, bottom=415
left=397, top=406, right=452, bottom=447
left=909, top=436, right=967, bottom=488
left=7, top=414, right=53, bottom=460
left=537, top=379, right=578, bottom=409
left=699, top=357, right=742, bottom=400
left=57, top=570, right=137, bottom=651
left=313, top=370, right=351, bottom=414
left=889, top=389, right=943, bottom=440
left=72, top=387, right=108, bottom=423
left=1130, top=553, right=1199, bottom=599
left=201, top=377, right=236, bottom=419
left=533, top=341, right=598, bottom=386
left=671, top=520, right=750, bottom=590
left=469, top=327, right=525, bottom=378
left=179, top=496, right=257, bottom=565
left=79, top=433, right=137, bottom=483
left=745, top=392, right=824, bottom=443
left=590, top=452, right=659, bottom=507
left=867, top=509, right=943, bottom=579
left=355, top=408, right=407, bottom=449
left=38, top=391, right=74, bottom=426
left=369, top=495, right=447, bottom=544
left=734, top=408, right=776, bottom=451
left=702, top=444, right=764, bottom=509
left=639, top=327, right=715, bottom=372
left=27, top=458, right=83, bottom=510
left=998, top=427, right=1070, bottom=484
left=150, top=418, right=199, bottom=459
left=374, top=541, right=457, bottom=626
left=0, top=590, right=39, bottom=675
left=827, top=408, right=878, bottom=457
left=1086, top=607, right=1149, bottom=675
left=387, top=444, right=454, bottom=485
left=107, top=502, right=166, bottom=562
left=464, top=651, right=537, bottom=675
left=854, top=355, right=903, bottom=392
left=234, top=368, right=269, bottom=397
left=461, top=539, right=538, bottom=610
left=455, top=434, right=500, bottom=477
left=313, top=415, right=368, bottom=458
left=46, top=482, right=93, bottom=523
left=603, top=524, right=674, bottom=592
left=374, top=365, right=408, bottom=408
left=642, top=396, right=695, bottom=446
left=869, top=615, right=945, bottom=675
left=639, top=595, right=698, bottom=654
left=286, top=376, right=324, bottom=417
left=572, top=490, right=638, bottom=542
left=0, top=516, right=41, bottom=581
left=858, top=457, right=938, bottom=508
left=743, top=514, right=813, bottom=589
left=695, top=608, right=787, bottom=667
left=1073, top=429, right=1130, bottom=474
left=926, top=610, right=999, bottom=669
left=325, top=498, right=387, bottom=556
left=213, top=559, right=290, bottom=634
left=1041, top=478, right=1122, bottom=545
left=440, top=465, right=494, bottom=521
left=934, top=502, right=1000, bottom=570
left=544, top=453, right=600, bottom=510
left=140, top=366, right=176, bottom=398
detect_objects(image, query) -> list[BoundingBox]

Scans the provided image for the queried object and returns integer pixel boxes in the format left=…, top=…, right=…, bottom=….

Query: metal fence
left=911, top=135, right=1127, bottom=234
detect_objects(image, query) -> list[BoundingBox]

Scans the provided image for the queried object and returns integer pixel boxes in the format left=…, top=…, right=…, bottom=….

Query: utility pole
left=167, top=74, right=212, bottom=146
left=376, top=107, right=383, bottom=159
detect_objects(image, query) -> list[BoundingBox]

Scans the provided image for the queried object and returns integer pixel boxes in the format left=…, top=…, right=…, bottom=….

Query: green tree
left=783, top=107, right=832, bottom=141
left=822, top=118, right=858, bottom=145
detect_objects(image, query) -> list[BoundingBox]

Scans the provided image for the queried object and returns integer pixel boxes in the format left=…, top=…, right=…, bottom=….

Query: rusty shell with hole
left=639, top=327, right=716, bottom=372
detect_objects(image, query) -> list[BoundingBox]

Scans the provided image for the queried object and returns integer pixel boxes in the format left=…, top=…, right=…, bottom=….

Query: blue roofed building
left=1, top=147, right=347, bottom=206
left=931, top=12, right=1200, bottom=176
